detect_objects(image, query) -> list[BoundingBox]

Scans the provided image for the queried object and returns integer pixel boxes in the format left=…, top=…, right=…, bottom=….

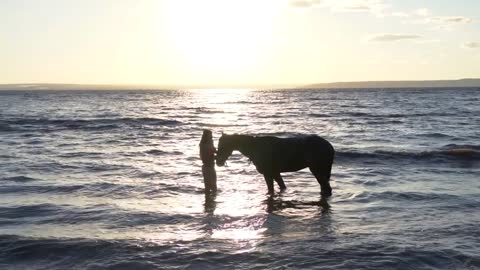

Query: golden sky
left=1, top=0, right=479, bottom=87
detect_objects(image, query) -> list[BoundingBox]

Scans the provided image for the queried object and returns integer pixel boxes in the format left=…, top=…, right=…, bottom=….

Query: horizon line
left=1, top=78, right=479, bottom=90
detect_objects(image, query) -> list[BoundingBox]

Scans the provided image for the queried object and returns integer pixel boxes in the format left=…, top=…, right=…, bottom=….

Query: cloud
left=290, top=0, right=387, bottom=16
left=414, top=39, right=440, bottom=44
left=391, top=12, right=409, bottom=18
left=402, top=7, right=473, bottom=28
left=289, top=0, right=322, bottom=8
left=289, top=0, right=473, bottom=28
left=366, top=33, right=422, bottom=42
left=405, top=13, right=473, bottom=30
left=414, top=8, right=431, bottom=17
left=463, top=42, right=480, bottom=49
left=427, top=16, right=472, bottom=24
left=329, top=0, right=386, bottom=16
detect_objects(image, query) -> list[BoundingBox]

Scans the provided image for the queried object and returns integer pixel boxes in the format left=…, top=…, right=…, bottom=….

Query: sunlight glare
left=158, top=1, right=282, bottom=81
left=190, top=88, right=253, bottom=128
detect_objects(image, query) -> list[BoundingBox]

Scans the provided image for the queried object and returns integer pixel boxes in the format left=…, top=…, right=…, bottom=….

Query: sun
left=157, top=0, right=282, bottom=83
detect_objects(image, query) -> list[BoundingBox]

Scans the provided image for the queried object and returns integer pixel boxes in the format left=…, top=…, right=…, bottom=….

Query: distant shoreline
left=0, top=78, right=479, bottom=90
left=303, top=79, right=480, bottom=89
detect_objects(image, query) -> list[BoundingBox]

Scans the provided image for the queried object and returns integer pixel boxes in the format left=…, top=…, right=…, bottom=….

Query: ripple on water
left=1, top=176, right=38, bottom=183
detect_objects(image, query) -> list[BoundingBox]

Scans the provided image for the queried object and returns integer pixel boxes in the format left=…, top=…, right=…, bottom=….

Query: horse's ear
left=221, top=131, right=224, bottom=135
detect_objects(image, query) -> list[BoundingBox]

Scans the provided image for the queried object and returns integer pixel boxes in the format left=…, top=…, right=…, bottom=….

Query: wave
left=0, top=204, right=61, bottom=220
left=343, top=191, right=480, bottom=212
left=1, top=234, right=477, bottom=270
left=196, top=122, right=248, bottom=127
left=337, top=144, right=480, bottom=163
left=0, top=235, right=172, bottom=269
left=194, top=107, right=225, bottom=114
left=144, top=149, right=169, bottom=156
left=0, top=123, right=15, bottom=132
left=342, top=112, right=455, bottom=118
left=144, top=149, right=182, bottom=156
left=0, top=202, right=196, bottom=227
left=417, top=132, right=453, bottom=138
left=0, top=181, right=195, bottom=200
left=0, top=117, right=183, bottom=132
left=308, top=113, right=332, bottom=118
left=347, top=190, right=473, bottom=203
left=56, top=151, right=103, bottom=159
left=0, top=184, right=85, bottom=195
left=1, top=176, right=38, bottom=182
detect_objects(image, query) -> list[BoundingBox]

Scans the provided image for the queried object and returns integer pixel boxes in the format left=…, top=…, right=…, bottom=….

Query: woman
left=199, top=129, right=217, bottom=193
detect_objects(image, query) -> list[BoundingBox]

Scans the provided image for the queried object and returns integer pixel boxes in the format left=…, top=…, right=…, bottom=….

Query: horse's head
left=216, top=133, right=234, bottom=166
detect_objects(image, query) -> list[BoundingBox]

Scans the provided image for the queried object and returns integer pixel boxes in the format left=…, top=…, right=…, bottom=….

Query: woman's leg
left=202, top=165, right=217, bottom=193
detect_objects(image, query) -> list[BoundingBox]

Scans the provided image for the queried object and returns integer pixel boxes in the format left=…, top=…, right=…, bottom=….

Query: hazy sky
left=1, top=0, right=479, bottom=86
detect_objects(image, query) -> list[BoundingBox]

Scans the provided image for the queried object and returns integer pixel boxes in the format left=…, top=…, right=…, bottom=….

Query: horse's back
left=290, top=135, right=333, bottom=156
left=303, top=135, right=334, bottom=152
left=278, top=135, right=333, bottom=149
left=255, top=134, right=333, bottom=151
left=253, top=135, right=333, bottom=173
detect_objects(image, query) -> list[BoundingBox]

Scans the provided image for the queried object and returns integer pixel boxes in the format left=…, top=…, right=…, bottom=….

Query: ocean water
left=0, top=88, right=479, bottom=269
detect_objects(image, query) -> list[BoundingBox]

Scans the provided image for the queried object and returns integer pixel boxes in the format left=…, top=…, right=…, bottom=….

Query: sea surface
left=0, top=88, right=479, bottom=269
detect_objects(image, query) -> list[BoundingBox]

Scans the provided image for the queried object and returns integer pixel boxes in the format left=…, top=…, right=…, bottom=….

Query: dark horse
left=216, top=134, right=335, bottom=196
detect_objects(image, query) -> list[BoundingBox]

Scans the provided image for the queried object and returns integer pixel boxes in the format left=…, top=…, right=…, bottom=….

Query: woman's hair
left=200, top=129, right=213, bottom=144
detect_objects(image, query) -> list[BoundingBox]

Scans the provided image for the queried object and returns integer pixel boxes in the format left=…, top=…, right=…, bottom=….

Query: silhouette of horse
left=216, top=134, right=335, bottom=196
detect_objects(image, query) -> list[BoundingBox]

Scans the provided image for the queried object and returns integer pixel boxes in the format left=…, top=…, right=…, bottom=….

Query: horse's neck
left=233, top=135, right=256, bottom=159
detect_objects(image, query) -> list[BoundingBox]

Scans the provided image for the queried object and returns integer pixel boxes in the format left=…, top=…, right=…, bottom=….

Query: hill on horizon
left=1, top=79, right=480, bottom=90
left=305, top=78, right=480, bottom=89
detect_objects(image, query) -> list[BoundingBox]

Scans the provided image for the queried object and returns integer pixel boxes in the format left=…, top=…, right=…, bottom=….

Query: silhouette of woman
left=199, top=129, right=217, bottom=193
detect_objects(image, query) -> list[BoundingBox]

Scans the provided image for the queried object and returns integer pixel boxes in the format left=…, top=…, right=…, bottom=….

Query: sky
left=1, top=0, right=480, bottom=87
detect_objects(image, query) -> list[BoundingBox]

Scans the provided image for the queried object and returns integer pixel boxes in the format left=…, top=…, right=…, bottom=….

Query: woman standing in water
left=199, top=129, right=217, bottom=193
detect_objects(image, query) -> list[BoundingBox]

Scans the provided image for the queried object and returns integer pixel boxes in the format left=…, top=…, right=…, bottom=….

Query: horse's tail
left=312, top=135, right=334, bottom=180
left=309, top=135, right=335, bottom=156
left=325, top=157, right=333, bottom=181
left=326, top=139, right=335, bottom=181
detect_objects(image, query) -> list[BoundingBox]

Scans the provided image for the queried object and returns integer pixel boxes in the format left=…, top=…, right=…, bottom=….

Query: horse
left=215, top=133, right=335, bottom=196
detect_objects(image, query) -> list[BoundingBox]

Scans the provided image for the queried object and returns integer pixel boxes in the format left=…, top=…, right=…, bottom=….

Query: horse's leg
left=310, top=162, right=333, bottom=196
left=274, top=174, right=286, bottom=191
left=263, top=174, right=275, bottom=194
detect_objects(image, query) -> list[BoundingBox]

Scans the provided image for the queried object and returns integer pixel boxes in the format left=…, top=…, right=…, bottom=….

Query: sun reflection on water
left=189, top=88, right=254, bottom=131
left=147, top=86, right=271, bottom=245
left=190, top=88, right=253, bottom=103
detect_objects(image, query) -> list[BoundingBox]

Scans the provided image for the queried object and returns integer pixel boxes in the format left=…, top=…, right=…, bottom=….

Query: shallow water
left=0, top=88, right=479, bottom=269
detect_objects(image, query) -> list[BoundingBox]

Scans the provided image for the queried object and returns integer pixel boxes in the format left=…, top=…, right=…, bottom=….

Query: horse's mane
left=229, top=134, right=254, bottom=140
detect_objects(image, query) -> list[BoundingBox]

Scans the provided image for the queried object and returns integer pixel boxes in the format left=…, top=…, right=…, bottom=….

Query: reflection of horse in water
left=215, top=134, right=335, bottom=196
left=266, top=196, right=331, bottom=213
